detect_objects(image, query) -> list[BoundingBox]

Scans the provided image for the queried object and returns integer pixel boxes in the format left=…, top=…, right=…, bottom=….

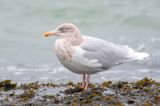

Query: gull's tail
left=123, top=45, right=149, bottom=61
left=131, top=52, right=149, bottom=60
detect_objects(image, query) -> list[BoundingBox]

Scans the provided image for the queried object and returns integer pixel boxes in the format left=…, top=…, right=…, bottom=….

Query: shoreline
left=0, top=77, right=160, bottom=105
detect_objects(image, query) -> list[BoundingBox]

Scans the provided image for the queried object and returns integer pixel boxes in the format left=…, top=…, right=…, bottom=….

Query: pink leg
left=84, top=74, right=90, bottom=90
left=81, top=74, right=86, bottom=88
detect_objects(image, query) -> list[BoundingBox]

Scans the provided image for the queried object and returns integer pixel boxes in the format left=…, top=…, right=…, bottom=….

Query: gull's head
left=44, top=23, right=81, bottom=38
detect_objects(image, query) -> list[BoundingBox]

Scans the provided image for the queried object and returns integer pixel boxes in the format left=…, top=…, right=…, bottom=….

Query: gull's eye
left=59, top=27, right=64, bottom=31
left=58, top=26, right=73, bottom=33
left=59, top=27, right=67, bottom=32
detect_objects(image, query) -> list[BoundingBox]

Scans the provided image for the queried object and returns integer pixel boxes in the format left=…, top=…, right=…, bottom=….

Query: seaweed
left=18, top=90, right=36, bottom=101
left=0, top=80, right=17, bottom=91
left=134, top=77, right=155, bottom=88
left=0, top=77, right=160, bottom=105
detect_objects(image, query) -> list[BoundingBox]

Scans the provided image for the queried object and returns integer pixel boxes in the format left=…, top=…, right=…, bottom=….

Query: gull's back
left=80, top=35, right=149, bottom=70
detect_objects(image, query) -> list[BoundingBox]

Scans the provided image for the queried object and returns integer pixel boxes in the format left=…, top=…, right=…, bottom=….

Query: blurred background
left=0, top=0, right=160, bottom=83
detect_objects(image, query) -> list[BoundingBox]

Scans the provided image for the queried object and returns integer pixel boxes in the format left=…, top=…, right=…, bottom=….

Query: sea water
left=0, top=0, right=160, bottom=83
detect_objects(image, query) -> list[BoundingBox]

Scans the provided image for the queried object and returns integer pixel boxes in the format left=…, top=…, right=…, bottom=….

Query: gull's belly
left=59, top=58, right=90, bottom=74
left=58, top=56, right=103, bottom=74
left=56, top=48, right=104, bottom=74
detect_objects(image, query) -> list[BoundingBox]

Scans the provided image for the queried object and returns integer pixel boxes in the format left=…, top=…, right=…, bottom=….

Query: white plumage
left=44, top=23, right=149, bottom=90
left=55, top=35, right=149, bottom=74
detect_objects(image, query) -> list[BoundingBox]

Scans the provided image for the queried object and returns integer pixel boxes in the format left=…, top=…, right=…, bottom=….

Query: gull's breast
left=55, top=39, right=74, bottom=61
left=55, top=39, right=82, bottom=74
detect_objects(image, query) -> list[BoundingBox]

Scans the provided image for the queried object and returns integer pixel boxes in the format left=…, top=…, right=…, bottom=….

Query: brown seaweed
left=0, top=77, right=160, bottom=105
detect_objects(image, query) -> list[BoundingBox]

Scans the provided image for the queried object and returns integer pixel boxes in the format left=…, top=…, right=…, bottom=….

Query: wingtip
left=135, top=52, right=150, bottom=60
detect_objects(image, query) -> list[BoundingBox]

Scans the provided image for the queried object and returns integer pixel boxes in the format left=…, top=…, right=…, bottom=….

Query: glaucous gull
left=44, top=23, right=149, bottom=90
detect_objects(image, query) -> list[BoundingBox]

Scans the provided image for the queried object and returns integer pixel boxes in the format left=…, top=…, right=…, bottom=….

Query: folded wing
left=80, top=36, right=149, bottom=70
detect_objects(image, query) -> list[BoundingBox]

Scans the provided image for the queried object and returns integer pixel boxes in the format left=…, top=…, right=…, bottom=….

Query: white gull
left=44, top=23, right=149, bottom=90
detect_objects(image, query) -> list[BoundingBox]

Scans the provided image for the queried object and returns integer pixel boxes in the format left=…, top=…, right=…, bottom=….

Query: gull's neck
left=60, top=33, right=83, bottom=46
